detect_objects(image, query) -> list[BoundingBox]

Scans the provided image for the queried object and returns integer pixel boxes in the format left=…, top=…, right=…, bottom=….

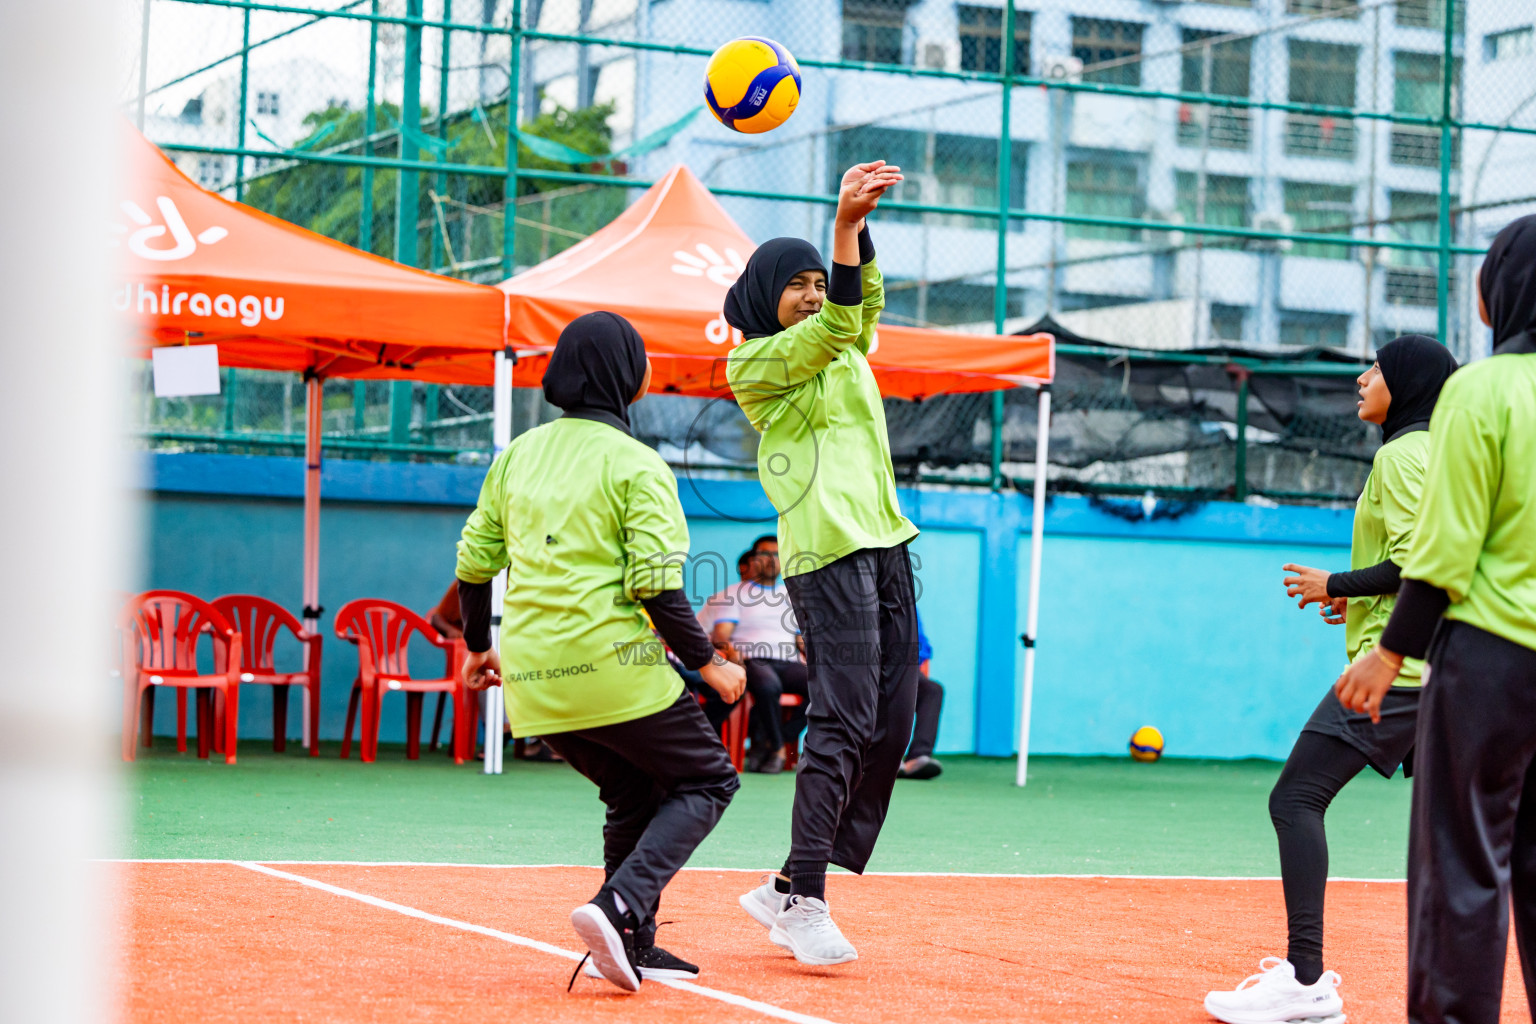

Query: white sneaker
left=739, top=874, right=789, bottom=931
left=1204, top=957, right=1345, bottom=1024
left=769, top=895, right=859, bottom=966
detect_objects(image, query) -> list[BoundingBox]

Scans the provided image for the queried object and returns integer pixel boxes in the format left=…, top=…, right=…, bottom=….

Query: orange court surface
left=121, top=862, right=1529, bottom=1024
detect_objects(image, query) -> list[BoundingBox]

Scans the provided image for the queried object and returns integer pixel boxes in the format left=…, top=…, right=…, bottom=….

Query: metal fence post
left=430, top=0, right=452, bottom=273
left=223, top=369, right=238, bottom=432
left=503, top=0, right=524, bottom=277
left=991, top=0, right=1015, bottom=492
left=235, top=8, right=250, bottom=201
left=359, top=0, right=379, bottom=253
left=1233, top=368, right=1251, bottom=501
left=389, top=0, right=425, bottom=449
left=1436, top=0, right=1456, bottom=344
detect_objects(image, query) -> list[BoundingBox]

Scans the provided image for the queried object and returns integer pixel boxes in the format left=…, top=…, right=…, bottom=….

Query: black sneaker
left=585, top=943, right=700, bottom=982
left=897, top=755, right=943, bottom=780
left=569, top=889, right=642, bottom=992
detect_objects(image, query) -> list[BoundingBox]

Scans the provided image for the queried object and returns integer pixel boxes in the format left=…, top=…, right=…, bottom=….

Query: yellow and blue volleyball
left=1129, top=726, right=1165, bottom=762
left=704, top=36, right=801, bottom=134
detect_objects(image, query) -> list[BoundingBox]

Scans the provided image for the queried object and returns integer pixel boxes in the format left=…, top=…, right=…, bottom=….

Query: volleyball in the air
left=1129, top=726, right=1165, bottom=762
left=704, top=36, right=801, bottom=134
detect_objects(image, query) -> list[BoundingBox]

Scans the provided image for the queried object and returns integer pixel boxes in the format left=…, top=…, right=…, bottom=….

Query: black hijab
left=1480, top=214, right=1536, bottom=356
left=542, top=311, right=647, bottom=435
left=1376, top=334, right=1459, bottom=443
left=723, top=237, right=827, bottom=340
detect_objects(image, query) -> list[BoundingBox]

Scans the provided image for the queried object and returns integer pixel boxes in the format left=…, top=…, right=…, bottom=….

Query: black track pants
left=541, top=693, right=740, bottom=946
left=904, top=672, right=944, bottom=761
left=1268, top=731, right=1372, bottom=984
left=1408, top=620, right=1536, bottom=1024
left=783, top=544, right=920, bottom=874
left=744, top=657, right=809, bottom=752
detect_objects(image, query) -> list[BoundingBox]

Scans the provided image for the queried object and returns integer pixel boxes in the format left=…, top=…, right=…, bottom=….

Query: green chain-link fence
left=125, top=0, right=1535, bottom=501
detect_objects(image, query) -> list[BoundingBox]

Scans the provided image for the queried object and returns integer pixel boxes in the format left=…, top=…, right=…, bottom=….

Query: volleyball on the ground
left=1129, top=726, right=1165, bottom=762
left=703, top=36, right=801, bottom=134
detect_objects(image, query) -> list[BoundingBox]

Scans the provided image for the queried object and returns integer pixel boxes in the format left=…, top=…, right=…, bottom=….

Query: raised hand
left=836, top=160, right=904, bottom=226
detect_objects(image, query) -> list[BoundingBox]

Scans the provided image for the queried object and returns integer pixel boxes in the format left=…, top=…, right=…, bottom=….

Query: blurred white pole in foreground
left=0, top=2, right=123, bottom=1020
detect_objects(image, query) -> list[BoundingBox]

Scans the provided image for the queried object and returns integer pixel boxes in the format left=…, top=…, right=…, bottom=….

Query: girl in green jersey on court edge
left=1205, top=334, right=1457, bottom=1024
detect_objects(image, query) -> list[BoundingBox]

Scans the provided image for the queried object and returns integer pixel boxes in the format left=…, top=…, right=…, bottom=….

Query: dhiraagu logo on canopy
left=111, top=195, right=285, bottom=327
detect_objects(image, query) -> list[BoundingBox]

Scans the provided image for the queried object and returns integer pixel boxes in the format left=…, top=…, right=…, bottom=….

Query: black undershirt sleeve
left=457, top=578, right=493, bottom=653
left=827, top=261, right=862, bottom=308
left=642, top=589, right=716, bottom=671
left=857, top=223, right=875, bottom=265
left=1379, top=578, right=1452, bottom=660
left=1326, top=559, right=1402, bottom=598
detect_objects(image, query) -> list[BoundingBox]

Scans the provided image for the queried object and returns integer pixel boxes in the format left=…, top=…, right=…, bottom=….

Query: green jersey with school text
left=726, top=259, right=918, bottom=576
left=1401, top=354, right=1536, bottom=653
left=1346, top=430, right=1430, bottom=684
left=455, top=418, right=687, bottom=736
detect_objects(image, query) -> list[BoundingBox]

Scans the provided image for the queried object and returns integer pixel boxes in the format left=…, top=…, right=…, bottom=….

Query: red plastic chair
left=211, top=595, right=322, bottom=756
left=120, top=590, right=243, bottom=764
left=333, top=598, right=471, bottom=764
left=716, top=692, right=806, bottom=772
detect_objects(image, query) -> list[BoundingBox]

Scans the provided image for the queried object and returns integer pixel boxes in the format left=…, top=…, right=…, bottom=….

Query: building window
left=256, top=90, right=280, bottom=116
left=842, top=0, right=908, bottom=65
left=1486, top=26, right=1534, bottom=61
left=1286, top=0, right=1358, bottom=18
left=195, top=157, right=224, bottom=187
left=1382, top=191, right=1452, bottom=309
left=1072, top=18, right=1144, bottom=87
left=1175, top=172, right=1250, bottom=248
left=1396, top=0, right=1465, bottom=32
left=1391, top=52, right=1461, bottom=168
left=1065, top=158, right=1143, bottom=241
left=1283, top=181, right=1355, bottom=259
left=957, top=6, right=1031, bottom=75
left=1210, top=304, right=1246, bottom=342
left=1178, top=30, right=1253, bottom=150
left=830, top=126, right=1027, bottom=229
left=1280, top=311, right=1351, bottom=348
left=1284, top=41, right=1358, bottom=159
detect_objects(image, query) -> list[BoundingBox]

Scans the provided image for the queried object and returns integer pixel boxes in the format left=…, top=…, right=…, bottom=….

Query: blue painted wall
left=137, top=453, right=1354, bottom=758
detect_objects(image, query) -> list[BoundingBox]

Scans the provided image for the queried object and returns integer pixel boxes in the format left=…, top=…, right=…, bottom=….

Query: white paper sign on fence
left=152, top=344, right=221, bottom=397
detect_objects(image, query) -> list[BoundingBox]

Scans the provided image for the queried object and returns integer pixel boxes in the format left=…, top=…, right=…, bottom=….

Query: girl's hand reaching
left=836, top=160, right=903, bottom=226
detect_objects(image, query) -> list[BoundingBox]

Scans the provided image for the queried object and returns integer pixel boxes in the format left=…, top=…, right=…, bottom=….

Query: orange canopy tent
left=498, top=165, right=1053, bottom=399
left=120, top=125, right=509, bottom=754
left=118, top=126, right=507, bottom=382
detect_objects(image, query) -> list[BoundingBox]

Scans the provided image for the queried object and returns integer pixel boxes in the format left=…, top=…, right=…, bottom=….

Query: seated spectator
left=897, top=611, right=944, bottom=780
left=427, top=581, right=559, bottom=762
left=699, top=535, right=807, bottom=773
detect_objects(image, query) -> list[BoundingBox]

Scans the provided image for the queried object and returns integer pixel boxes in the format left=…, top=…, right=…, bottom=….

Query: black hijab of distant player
left=1376, top=335, right=1459, bottom=443
left=724, top=237, right=827, bottom=340
left=542, top=311, right=648, bottom=435
left=1480, top=213, right=1536, bottom=356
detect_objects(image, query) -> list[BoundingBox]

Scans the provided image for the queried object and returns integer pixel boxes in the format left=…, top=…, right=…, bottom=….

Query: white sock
left=613, top=892, right=630, bottom=916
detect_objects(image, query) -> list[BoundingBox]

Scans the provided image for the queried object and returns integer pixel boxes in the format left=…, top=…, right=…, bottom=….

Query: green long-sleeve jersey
left=455, top=418, right=687, bottom=736
left=1400, top=353, right=1536, bottom=652
left=726, top=259, right=918, bottom=577
left=1345, top=430, right=1429, bottom=683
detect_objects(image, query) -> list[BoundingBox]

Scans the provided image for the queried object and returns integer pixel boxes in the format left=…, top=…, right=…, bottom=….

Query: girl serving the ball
left=1203, top=335, right=1457, bottom=1024
left=724, top=160, right=919, bottom=968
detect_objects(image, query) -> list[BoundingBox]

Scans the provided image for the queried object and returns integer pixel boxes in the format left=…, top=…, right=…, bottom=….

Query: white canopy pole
left=301, top=374, right=323, bottom=750
left=484, top=349, right=513, bottom=775
left=1016, top=385, right=1051, bottom=787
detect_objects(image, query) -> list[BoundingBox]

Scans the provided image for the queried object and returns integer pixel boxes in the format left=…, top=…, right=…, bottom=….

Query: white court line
left=231, top=861, right=842, bottom=1024
left=110, top=859, right=1408, bottom=883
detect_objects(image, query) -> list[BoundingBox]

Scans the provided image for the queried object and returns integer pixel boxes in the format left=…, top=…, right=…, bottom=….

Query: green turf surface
left=125, top=744, right=1412, bottom=877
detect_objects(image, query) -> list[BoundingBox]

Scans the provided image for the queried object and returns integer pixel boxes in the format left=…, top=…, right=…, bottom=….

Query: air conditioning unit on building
left=918, top=38, right=956, bottom=71
left=1145, top=209, right=1185, bottom=248
left=1250, top=212, right=1295, bottom=253
left=1039, top=55, right=1084, bottom=84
